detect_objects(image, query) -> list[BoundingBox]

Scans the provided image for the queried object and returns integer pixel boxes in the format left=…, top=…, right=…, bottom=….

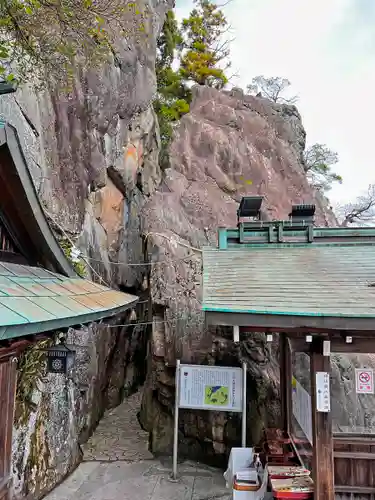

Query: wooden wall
left=334, top=435, right=375, bottom=495
left=0, top=354, right=17, bottom=500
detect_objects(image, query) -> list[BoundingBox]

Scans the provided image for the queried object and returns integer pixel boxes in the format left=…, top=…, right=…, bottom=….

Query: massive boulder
left=0, top=0, right=172, bottom=497
left=139, top=85, right=337, bottom=463
left=0, top=1, right=359, bottom=486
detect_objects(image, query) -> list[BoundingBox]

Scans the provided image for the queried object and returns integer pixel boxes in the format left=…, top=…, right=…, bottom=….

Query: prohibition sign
left=359, top=371, right=370, bottom=384
left=355, top=368, right=374, bottom=394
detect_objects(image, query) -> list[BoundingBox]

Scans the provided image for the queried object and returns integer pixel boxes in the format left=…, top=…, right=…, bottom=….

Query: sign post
left=172, top=359, right=181, bottom=481
left=172, top=361, right=246, bottom=480
left=241, top=362, right=247, bottom=448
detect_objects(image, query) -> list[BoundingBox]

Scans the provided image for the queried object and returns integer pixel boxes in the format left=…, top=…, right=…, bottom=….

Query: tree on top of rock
left=247, top=76, right=298, bottom=104
left=154, top=10, right=190, bottom=169
left=303, top=143, right=342, bottom=192
left=179, top=0, right=230, bottom=89
left=336, top=184, right=375, bottom=227
left=0, top=0, right=149, bottom=86
left=156, top=10, right=189, bottom=105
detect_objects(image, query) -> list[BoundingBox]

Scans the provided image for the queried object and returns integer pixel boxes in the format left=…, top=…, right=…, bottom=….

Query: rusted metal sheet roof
left=202, top=245, right=375, bottom=318
left=0, top=262, right=138, bottom=340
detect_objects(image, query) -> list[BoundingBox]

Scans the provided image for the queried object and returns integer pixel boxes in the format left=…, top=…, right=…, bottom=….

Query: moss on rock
left=59, top=238, right=87, bottom=277
left=22, top=398, right=52, bottom=498
left=15, top=339, right=53, bottom=427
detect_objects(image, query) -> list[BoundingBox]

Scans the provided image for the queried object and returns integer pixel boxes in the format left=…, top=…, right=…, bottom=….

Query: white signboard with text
left=355, top=369, right=374, bottom=394
left=179, top=364, right=243, bottom=412
left=316, top=372, right=330, bottom=413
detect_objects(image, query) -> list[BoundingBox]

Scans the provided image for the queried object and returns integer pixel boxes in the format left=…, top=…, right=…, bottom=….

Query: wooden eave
left=0, top=123, right=76, bottom=277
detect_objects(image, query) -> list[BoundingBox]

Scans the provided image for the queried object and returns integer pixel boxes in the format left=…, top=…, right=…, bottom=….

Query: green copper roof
left=0, top=262, right=138, bottom=340
left=202, top=245, right=375, bottom=318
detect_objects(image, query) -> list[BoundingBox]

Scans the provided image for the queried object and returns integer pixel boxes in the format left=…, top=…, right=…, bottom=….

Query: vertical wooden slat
left=280, top=334, right=288, bottom=433
left=0, top=356, right=17, bottom=500
left=280, top=335, right=292, bottom=434
left=0, top=361, right=7, bottom=480
left=310, top=338, right=335, bottom=500
left=4, top=358, right=16, bottom=478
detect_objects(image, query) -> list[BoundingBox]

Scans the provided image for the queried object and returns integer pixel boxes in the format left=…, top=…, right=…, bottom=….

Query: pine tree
left=154, top=10, right=190, bottom=169
left=303, top=144, right=342, bottom=192
left=179, top=0, right=229, bottom=89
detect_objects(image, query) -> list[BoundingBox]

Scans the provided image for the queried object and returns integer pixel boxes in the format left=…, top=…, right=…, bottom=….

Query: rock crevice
left=0, top=0, right=173, bottom=498
left=138, top=85, right=337, bottom=462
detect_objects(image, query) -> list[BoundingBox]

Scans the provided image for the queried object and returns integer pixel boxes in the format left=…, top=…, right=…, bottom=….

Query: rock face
left=0, top=17, right=343, bottom=490
left=0, top=0, right=172, bottom=498
left=331, top=354, right=375, bottom=434
left=139, top=85, right=337, bottom=463
left=292, top=351, right=375, bottom=436
left=12, top=318, right=148, bottom=499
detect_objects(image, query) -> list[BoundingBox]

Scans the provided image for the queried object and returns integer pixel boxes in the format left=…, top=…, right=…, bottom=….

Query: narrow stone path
left=81, top=391, right=153, bottom=462
left=45, top=390, right=231, bottom=500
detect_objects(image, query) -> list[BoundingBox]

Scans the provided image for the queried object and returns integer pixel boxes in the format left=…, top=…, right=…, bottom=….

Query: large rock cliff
left=0, top=0, right=172, bottom=498
left=0, top=8, right=346, bottom=492
left=138, top=85, right=337, bottom=463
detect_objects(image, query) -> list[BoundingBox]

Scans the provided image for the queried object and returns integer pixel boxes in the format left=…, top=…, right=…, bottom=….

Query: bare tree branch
left=246, top=75, right=298, bottom=104
left=336, top=184, right=375, bottom=227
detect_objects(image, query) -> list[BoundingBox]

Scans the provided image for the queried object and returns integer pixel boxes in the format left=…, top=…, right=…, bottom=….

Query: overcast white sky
left=175, top=0, right=375, bottom=204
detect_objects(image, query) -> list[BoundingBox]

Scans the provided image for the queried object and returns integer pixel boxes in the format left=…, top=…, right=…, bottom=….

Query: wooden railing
left=334, top=434, right=375, bottom=494
left=265, top=429, right=375, bottom=496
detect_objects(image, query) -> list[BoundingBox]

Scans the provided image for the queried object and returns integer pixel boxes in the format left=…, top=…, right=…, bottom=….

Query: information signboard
left=178, top=364, right=243, bottom=412
left=172, top=361, right=247, bottom=479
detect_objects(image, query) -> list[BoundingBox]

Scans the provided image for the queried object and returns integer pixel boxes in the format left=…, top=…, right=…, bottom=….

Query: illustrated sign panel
left=178, top=364, right=243, bottom=412
left=292, top=376, right=312, bottom=444
left=355, top=369, right=374, bottom=394
left=316, top=372, right=330, bottom=413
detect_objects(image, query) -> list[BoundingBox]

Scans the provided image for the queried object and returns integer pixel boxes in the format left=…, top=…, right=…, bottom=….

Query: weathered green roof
left=202, top=245, right=375, bottom=318
left=0, top=262, right=138, bottom=340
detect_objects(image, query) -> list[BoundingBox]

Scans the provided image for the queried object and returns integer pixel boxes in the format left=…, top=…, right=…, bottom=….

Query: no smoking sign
left=355, top=369, right=374, bottom=394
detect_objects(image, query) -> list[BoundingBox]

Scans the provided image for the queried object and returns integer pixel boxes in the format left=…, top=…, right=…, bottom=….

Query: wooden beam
left=0, top=357, right=17, bottom=500
left=310, top=338, right=335, bottom=500
left=4, top=359, right=16, bottom=479
left=334, top=434, right=375, bottom=445
left=335, top=486, right=375, bottom=494
left=208, top=311, right=375, bottom=333
left=0, top=340, right=31, bottom=361
left=207, top=310, right=375, bottom=332
left=273, top=335, right=375, bottom=354
left=280, top=334, right=287, bottom=433
left=334, top=451, right=375, bottom=460
left=0, top=362, right=7, bottom=479
left=328, top=338, right=375, bottom=353
left=280, top=335, right=292, bottom=434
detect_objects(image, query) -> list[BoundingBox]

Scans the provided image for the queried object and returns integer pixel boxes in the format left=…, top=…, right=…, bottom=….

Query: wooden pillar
left=280, top=334, right=292, bottom=434
left=0, top=354, right=18, bottom=500
left=310, top=338, right=334, bottom=500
